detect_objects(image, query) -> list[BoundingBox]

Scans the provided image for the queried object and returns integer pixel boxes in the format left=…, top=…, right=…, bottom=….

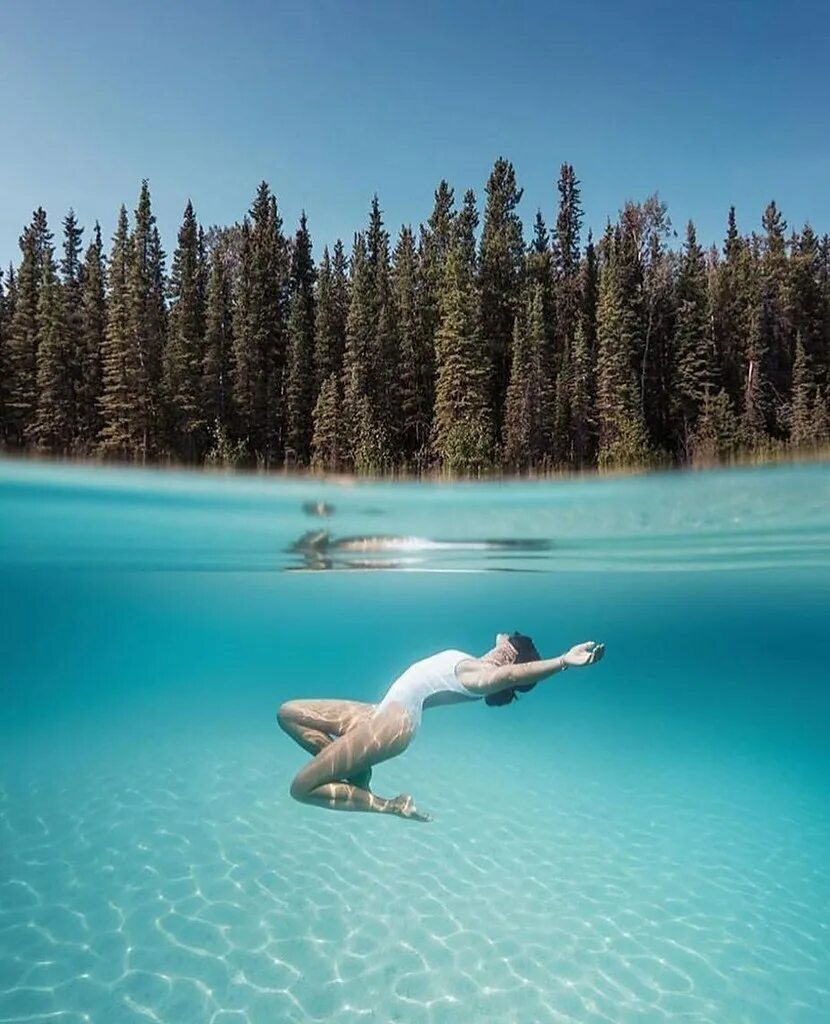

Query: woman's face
left=495, top=632, right=509, bottom=648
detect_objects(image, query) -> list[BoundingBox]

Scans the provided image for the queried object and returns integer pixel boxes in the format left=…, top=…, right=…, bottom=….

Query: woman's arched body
left=277, top=634, right=604, bottom=822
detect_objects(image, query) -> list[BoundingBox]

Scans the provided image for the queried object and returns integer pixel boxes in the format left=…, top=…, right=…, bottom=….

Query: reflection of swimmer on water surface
left=278, top=633, right=605, bottom=822
left=288, top=529, right=553, bottom=571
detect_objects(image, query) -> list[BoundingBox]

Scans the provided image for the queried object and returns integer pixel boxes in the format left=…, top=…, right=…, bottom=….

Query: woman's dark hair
left=485, top=632, right=541, bottom=707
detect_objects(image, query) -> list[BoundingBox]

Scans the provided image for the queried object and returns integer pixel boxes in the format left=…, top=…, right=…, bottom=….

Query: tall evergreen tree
left=60, top=209, right=85, bottom=447
left=711, top=207, right=748, bottom=412
left=567, top=231, right=597, bottom=467
left=595, top=227, right=651, bottom=468
left=433, top=206, right=491, bottom=474
left=789, top=336, right=817, bottom=447
left=164, top=200, right=206, bottom=460
left=202, top=243, right=234, bottom=442
left=284, top=212, right=316, bottom=466
left=7, top=209, right=52, bottom=444
left=99, top=206, right=137, bottom=454
left=313, top=240, right=348, bottom=396
left=479, top=158, right=524, bottom=432
left=503, top=284, right=551, bottom=470
left=32, top=243, right=74, bottom=450
left=76, top=224, right=106, bottom=447
left=341, top=233, right=375, bottom=465
left=310, top=372, right=342, bottom=472
left=790, top=225, right=824, bottom=386
left=393, top=225, right=430, bottom=459
left=550, top=165, right=583, bottom=461
left=232, top=182, right=288, bottom=463
left=672, top=221, right=713, bottom=452
left=418, top=181, right=456, bottom=382
left=127, top=181, right=167, bottom=459
left=759, top=201, right=792, bottom=433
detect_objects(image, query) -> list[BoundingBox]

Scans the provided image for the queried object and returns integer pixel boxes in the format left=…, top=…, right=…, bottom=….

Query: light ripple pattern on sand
left=1, top=727, right=828, bottom=1024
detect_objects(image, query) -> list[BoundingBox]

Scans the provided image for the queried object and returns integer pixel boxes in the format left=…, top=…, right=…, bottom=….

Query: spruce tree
left=202, top=243, right=234, bottom=444
left=310, top=372, right=341, bottom=472
left=418, top=181, right=456, bottom=387
left=32, top=249, right=74, bottom=450
left=232, top=182, right=288, bottom=463
left=759, top=201, right=792, bottom=433
left=672, top=221, right=713, bottom=453
left=479, top=158, right=524, bottom=432
left=60, top=210, right=84, bottom=447
left=691, top=388, right=739, bottom=464
left=7, top=209, right=52, bottom=444
left=503, top=284, right=551, bottom=470
left=790, top=225, right=824, bottom=385
left=570, top=232, right=599, bottom=467
left=595, top=227, right=651, bottom=468
left=741, top=300, right=771, bottom=449
left=128, top=181, right=167, bottom=459
left=710, top=208, right=748, bottom=412
left=433, top=215, right=491, bottom=474
left=550, top=165, right=583, bottom=463
left=313, top=240, right=348, bottom=396
left=76, top=223, right=106, bottom=447
left=789, top=336, right=816, bottom=447
left=164, top=200, right=206, bottom=460
left=365, top=196, right=398, bottom=448
left=284, top=212, right=316, bottom=466
left=99, top=206, right=137, bottom=454
left=341, top=233, right=376, bottom=467
left=393, top=225, right=430, bottom=460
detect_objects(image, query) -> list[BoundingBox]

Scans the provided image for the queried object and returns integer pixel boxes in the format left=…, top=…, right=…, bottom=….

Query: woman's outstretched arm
left=456, top=641, right=605, bottom=696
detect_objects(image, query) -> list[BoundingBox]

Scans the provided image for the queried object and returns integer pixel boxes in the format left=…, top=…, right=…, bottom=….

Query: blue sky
left=1, top=0, right=828, bottom=270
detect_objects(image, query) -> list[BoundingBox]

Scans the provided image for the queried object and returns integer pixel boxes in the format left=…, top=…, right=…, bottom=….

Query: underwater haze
left=1, top=459, right=829, bottom=1024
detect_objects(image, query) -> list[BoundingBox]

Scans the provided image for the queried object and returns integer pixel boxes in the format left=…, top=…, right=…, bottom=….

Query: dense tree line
left=1, top=164, right=828, bottom=475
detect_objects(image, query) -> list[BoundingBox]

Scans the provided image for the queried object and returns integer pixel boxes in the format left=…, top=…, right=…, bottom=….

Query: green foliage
left=284, top=213, right=316, bottom=466
left=313, top=241, right=348, bottom=396
left=672, top=221, right=713, bottom=452
left=3, top=172, right=830, bottom=474
left=433, top=240, right=492, bottom=474
left=7, top=209, right=52, bottom=443
left=503, top=285, right=553, bottom=470
left=393, top=226, right=430, bottom=457
left=691, top=388, right=739, bottom=464
left=595, top=229, right=652, bottom=470
left=76, top=224, right=106, bottom=448
left=479, top=158, right=525, bottom=431
left=202, top=244, right=234, bottom=437
left=232, top=182, right=288, bottom=463
left=204, top=421, right=249, bottom=468
left=32, top=256, right=74, bottom=450
left=310, top=373, right=342, bottom=472
left=99, top=206, right=140, bottom=455
left=164, top=200, right=206, bottom=460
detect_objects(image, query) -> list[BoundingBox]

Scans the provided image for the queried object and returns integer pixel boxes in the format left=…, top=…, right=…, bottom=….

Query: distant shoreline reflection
left=287, top=528, right=553, bottom=572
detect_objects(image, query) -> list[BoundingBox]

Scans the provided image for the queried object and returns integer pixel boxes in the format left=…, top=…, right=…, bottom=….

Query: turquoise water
left=1, top=459, right=829, bottom=1024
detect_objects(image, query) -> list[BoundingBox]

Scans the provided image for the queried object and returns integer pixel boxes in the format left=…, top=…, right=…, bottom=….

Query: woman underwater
left=277, top=632, right=605, bottom=822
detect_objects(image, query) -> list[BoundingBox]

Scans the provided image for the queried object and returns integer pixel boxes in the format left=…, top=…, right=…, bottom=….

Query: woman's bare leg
left=276, top=699, right=376, bottom=787
left=288, top=702, right=429, bottom=821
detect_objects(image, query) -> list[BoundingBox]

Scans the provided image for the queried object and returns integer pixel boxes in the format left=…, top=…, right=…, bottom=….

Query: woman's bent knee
left=289, top=770, right=311, bottom=802
left=277, top=701, right=297, bottom=731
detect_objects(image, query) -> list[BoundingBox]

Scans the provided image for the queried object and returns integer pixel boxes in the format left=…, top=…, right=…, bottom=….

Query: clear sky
left=1, top=0, right=828, bottom=270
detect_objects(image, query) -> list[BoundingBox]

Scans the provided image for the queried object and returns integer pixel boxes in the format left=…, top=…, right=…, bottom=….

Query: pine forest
left=1, top=163, right=828, bottom=476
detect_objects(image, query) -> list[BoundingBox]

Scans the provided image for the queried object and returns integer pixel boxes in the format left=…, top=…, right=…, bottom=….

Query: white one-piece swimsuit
left=373, top=649, right=481, bottom=732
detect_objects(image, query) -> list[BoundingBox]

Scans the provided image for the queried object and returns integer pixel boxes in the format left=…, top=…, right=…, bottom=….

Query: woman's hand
left=563, top=641, right=605, bottom=668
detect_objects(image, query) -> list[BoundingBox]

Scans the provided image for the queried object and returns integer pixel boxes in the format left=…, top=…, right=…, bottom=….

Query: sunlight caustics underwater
left=1, top=459, right=829, bottom=1024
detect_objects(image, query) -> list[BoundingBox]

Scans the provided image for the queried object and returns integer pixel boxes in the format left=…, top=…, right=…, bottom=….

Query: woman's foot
left=388, top=794, right=432, bottom=822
